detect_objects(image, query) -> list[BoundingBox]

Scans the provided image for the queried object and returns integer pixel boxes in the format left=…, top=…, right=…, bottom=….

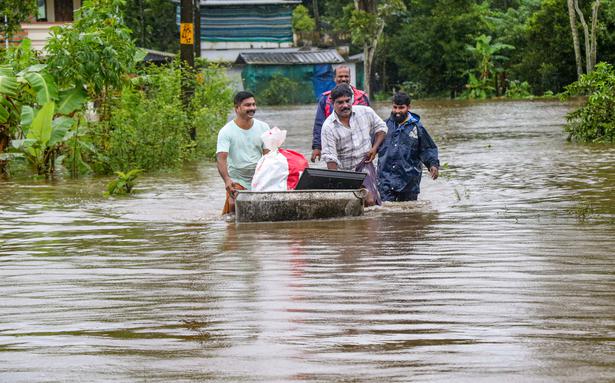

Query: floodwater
left=1, top=99, right=614, bottom=382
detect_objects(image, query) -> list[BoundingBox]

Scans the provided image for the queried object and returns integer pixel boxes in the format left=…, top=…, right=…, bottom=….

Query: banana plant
left=0, top=65, right=20, bottom=124
left=1, top=62, right=89, bottom=175
left=0, top=65, right=22, bottom=169
left=10, top=102, right=66, bottom=174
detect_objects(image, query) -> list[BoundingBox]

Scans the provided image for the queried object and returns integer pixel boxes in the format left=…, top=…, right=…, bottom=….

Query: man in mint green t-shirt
left=216, top=91, right=270, bottom=214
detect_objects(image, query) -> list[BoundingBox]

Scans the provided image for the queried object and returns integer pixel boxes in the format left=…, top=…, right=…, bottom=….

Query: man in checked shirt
left=320, top=84, right=388, bottom=206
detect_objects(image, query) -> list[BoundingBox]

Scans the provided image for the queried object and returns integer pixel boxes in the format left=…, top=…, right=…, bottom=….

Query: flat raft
left=235, top=189, right=366, bottom=222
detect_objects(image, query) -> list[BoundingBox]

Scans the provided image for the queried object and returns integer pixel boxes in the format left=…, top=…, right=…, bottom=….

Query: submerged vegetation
left=104, top=168, right=143, bottom=196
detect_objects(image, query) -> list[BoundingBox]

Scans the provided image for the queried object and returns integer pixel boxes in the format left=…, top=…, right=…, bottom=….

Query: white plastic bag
left=252, top=127, right=309, bottom=191
left=252, top=127, right=288, bottom=192
left=261, top=127, right=287, bottom=151
left=251, top=151, right=289, bottom=191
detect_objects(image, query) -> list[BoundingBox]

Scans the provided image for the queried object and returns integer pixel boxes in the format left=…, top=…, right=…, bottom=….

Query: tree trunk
left=313, top=0, right=321, bottom=44
left=363, top=21, right=384, bottom=99
left=574, top=0, right=592, bottom=74
left=364, top=47, right=371, bottom=97
left=589, top=0, right=600, bottom=70
left=355, top=0, right=381, bottom=98
left=567, top=0, right=583, bottom=78
left=381, top=48, right=387, bottom=93
left=138, top=0, right=145, bottom=47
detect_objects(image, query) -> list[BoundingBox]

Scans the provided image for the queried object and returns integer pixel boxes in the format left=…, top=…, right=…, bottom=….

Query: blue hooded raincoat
left=377, top=112, right=439, bottom=197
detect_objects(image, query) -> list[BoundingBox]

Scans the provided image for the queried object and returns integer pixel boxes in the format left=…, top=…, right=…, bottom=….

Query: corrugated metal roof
left=235, top=50, right=345, bottom=65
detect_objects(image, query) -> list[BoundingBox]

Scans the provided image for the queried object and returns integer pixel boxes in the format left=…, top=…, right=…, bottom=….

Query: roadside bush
left=90, top=60, right=232, bottom=173
left=190, top=60, right=233, bottom=159
left=561, top=62, right=615, bottom=143
left=91, top=63, right=188, bottom=173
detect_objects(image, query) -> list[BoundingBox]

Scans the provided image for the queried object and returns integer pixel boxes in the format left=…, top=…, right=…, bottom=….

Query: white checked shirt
left=321, top=105, right=387, bottom=170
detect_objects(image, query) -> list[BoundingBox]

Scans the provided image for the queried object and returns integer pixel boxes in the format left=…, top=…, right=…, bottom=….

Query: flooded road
left=1, top=99, right=614, bottom=382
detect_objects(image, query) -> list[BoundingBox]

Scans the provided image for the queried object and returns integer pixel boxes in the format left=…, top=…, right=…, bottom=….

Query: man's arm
left=364, top=107, right=388, bottom=162
left=216, top=152, right=236, bottom=197
left=417, top=125, right=440, bottom=180
left=311, top=96, right=327, bottom=162
left=365, top=131, right=386, bottom=163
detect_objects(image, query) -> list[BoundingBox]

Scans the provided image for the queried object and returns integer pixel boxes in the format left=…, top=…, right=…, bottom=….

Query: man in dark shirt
left=377, top=92, right=439, bottom=202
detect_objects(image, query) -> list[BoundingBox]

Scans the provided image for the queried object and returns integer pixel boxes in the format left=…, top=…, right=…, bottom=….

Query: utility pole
left=180, top=0, right=196, bottom=139
left=180, top=0, right=195, bottom=67
left=194, top=0, right=201, bottom=57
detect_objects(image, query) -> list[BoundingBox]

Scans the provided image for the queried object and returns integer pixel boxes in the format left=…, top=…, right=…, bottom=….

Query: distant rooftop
left=235, top=49, right=345, bottom=65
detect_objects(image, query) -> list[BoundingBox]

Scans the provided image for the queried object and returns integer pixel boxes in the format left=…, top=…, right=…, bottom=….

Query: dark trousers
left=380, top=183, right=418, bottom=202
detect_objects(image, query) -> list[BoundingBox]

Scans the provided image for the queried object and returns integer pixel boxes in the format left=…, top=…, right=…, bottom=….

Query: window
left=37, top=0, right=47, bottom=21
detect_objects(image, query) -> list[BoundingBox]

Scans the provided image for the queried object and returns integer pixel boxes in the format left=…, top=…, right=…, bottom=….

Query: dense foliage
left=0, top=0, right=36, bottom=41
left=0, top=0, right=233, bottom=178
left=122, top=0, right=179, bottom=52
left=80, top=0, right=613, bottom=99
left=562, top=62, right=615, bottom=143
left=292, top=5, right=316, bottom=33
left=303, top=0, right=615, bottom=98
left=93, top=60, right=232, bottom=174
left=45, top=0, right=142, bottom=105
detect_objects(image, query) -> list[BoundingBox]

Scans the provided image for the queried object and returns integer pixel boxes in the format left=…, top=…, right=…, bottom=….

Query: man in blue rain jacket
left=377, top=92, right=440, bottom=201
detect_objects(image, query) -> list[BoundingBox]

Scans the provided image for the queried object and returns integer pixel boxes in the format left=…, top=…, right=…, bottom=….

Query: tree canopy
left=303, top=0, right=615, bottom=97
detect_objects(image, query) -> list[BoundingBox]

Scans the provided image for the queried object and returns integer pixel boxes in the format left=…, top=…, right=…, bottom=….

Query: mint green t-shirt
left=216, top=118, right=270, bottom=189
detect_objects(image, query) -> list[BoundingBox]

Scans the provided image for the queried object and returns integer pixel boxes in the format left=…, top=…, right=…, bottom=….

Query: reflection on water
left=1, top=99, right=614, bottom=382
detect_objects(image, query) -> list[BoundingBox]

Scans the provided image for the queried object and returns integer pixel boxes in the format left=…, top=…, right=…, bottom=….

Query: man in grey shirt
left=320, top=84, right=387, bottom=205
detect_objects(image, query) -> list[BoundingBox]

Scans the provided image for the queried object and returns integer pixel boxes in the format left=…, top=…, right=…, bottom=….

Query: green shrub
left=1, top=1, right=232, bottom=178
left=190, top=60, right=233, bottom=159
left=561, top=62, right=615, bottom=143
left=92, top=63, right=188, bottom=173
left=89, top=60, right=233, bottom=173
left=1, top=39, right=41, bottom=72
left=104, top=168, right=143, bottom=196
left=461, top=73, right=494, bottom=99
left=505, top=80, right=532, bottom=99
left=292, top=5, right=315, bottom=33
left=45, top=0, right=143, bottom=110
